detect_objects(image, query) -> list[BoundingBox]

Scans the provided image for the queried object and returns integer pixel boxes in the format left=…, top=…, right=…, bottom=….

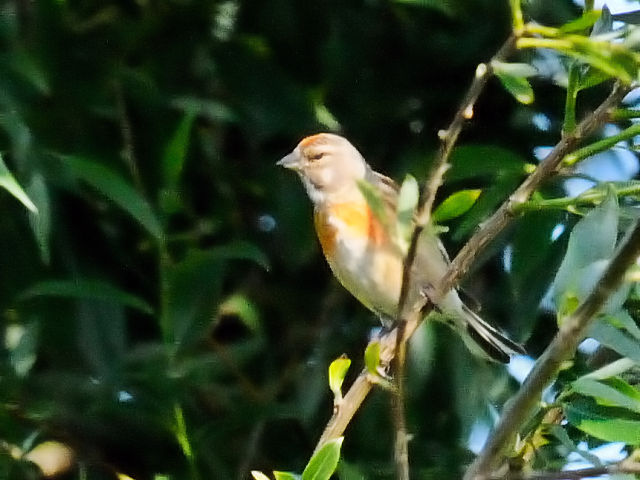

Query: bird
left=277, top=133, right=524, bottom=363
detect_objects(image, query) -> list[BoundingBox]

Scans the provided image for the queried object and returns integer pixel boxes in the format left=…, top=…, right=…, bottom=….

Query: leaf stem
left=564, top=121, right=640, bottom=166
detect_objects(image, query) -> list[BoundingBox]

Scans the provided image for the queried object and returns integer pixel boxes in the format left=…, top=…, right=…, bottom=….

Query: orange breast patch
left=314, top=202, right=387, bottom=257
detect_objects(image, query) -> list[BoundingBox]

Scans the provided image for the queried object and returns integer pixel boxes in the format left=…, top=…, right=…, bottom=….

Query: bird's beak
left=277, top=152, right=301, bottom=171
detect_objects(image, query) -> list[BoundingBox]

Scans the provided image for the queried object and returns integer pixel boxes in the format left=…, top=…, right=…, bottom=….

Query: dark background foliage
left=1, top=0, right=626, bottom=479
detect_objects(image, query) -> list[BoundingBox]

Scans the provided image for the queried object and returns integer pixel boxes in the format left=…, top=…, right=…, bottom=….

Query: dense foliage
left=0, top=0, right=639, bottom=479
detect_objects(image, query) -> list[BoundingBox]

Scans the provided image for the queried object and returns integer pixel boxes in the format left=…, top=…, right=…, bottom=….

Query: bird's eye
left=309, top=152, right=325, bottom=161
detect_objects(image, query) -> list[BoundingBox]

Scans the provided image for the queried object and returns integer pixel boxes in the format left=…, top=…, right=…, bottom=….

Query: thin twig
left=392, top=321, right=409, bottom=480
left=464, top=219, right=640, bottom=480
left=438, top=82, right=629, bottom=299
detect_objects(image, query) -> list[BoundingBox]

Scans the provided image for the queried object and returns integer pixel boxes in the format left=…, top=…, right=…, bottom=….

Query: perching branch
left=464, top=220, right=640, bottom=480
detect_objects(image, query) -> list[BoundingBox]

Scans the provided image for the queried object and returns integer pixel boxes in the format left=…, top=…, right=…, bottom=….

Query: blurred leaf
left=545, top=424, right=602, bottom=466
left=605, top=310, right=640, bottom=341
left=301, top=437, right=343, bottom=480
left=26, top=173, right=51, bottom=264
left=0, top=154, right=38, bottom=213
left=433, top=189, right=481, bottom=223
left=24, top=441, right=74, bottom=478
left=577, top=67, right=611, bottom=91
left=357, top=180, right=390, bottom=229
left=447, top=145, right=530, bottom=182
left=273, top=472, right=301, bottom=480
left=171, top=96, right=235, bottom=123
left=5, top=322, right=38, bottom=378
left=592, top=6, right=613, bottom=35
left=391, top=0, right=455, bottom=15
left=328, top=356, right=351, bottom=400
left=364, top=341, right=381, bottom=375
left=218, top=293, right=262, bottom=333
left=63, top=155, right=163, bottom=241
left=564, top=398, right=640, bottom=444
left=587, top=319, right=640, bottom=363
left=163, top=112, right=195, bottom=191
left=395, top=174, right=419, bottom=252
left=611, top=10, right=640, bottom=26
left=559, top=10, right=601, bottom=33
left=314, top=104, right=340, bottom=131
left=494, top=70, right=535, bottom=105
left=252, top=472, right=272, bottom=480
left=571, top=378, right=640, bottom=413
left=491, top=61, right=538, bottom=78
left=20, top=279, right=154, bottom=314
left=553, top=192, right=618, bottom=316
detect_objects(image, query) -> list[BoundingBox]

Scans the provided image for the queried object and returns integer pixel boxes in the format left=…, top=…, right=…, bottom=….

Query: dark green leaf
left=447, top=145, right=530, bottom=182
left=163, top=112, right=195, bottom=191
left=19, top=279, right=154, bottom=314
left=26, top=173, right=50, bottom=264
left=433, top=189, right=481, bottom=223
left=301, top=437, right=343, bottom=480
left=63, top=155, right=163, bottom=241
left=564, top=398, right=640, bottom=444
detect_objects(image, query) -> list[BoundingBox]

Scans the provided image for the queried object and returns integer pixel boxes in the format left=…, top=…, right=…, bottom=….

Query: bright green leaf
left=19, top=279, right=154, bottom=314
left=328, top=356, right=351, bottom=399
left=565, top=398, right=640, bottom=444
left=0, top=154, right=38, bottom=213
left=364, top=341, right=381, bottom=375
left=433, top=189, right=481, bottom=223
left=572, top=378, right=640, bottom=413
left=396, top=174, right=419, bottom=252
left=301, top=437, right=343, bottom=480
left=63, top=155, right=163, bottom=241
left=251, top=472, right=271, bottom=480
left=494, top=71, right=535, bottom=104
left=559, top=10, right=601, bottom=33
left=273, top=472, right=301, bottom=480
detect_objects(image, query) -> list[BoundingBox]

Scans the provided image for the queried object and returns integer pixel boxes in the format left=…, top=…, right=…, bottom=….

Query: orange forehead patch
left=299, top=133, right=328, bottom=148
left=314, top=202, right=386, bottom=257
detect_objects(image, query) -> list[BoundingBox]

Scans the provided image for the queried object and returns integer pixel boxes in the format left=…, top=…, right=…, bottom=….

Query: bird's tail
left=457, top=304, right=525, bottom=363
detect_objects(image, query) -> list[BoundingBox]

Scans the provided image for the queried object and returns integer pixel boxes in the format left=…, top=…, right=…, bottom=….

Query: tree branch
left=464, top=219, right=640, bottom=480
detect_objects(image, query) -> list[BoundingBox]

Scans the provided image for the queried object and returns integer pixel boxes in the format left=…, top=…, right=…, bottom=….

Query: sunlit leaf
left=328, top=356, right=351, bottom=399
left=559, top=10, right=601, bottom=33
left=0, top=154, right=38, bottom=213
left=572, top=378, right=640, bottom=413
left=63, top=155, right=163, bottom=240
left=19, top=279, right=154, bottom=314
left=251, top=472, right=272, bottom=480
left=273, top=472, right=301, bottom=480
left=491, top=61, right=538, bottom=78
left=564, top=398, right=640, bottom=444
left=364, top=341, right=381, bottom=375
left=301, top=437, right=343, bottom=480
left=357, top=180, right=390, bottom=228
left=433, top=189, right=481, bottom=223
left=494, top=71, right=534, bottom=105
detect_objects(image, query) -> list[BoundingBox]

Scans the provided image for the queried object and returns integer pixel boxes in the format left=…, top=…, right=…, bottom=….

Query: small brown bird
left=278, top=133, right=523, bottom=362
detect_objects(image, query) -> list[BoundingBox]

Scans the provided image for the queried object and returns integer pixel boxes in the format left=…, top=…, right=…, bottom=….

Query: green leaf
left=545, top=424, right=602, bottom=466
left=328, top=356, right=351, bottom=399
left=357, top=180, right=389, bottom=228
left=447, top=145, right=530, bottom=182
left=364, top=341, right=381, bottom=375
left=433, top=189, right=481, bottom=223
left=572, top=378, right=640, bottom=413
left=564, top=398, right=640, bottom=444
left=395, top=174, right=419, bottom=252
left=218, top=293, right=262, bottom=333
left=26, top=173, right=51, bottom=264
left=0, top=154, right=38, bottom=213
left=251, top=472, right=272, bottom=480
left=559, top=10, right=601, bottom=33
left=273, top=472, right=301, bottom=480
left=301, top=437, right=343, bottom=480
left=163, top=112, right=195, bottom=190
left=63, top=155, right=163, bottom=241
left=19, top=279, right=154, bottom=314
left=491, top=61, right=538, bottom=78
left=494, top=71, right=535, bottom=105
left=587, top=319, right=640, bottom=363
left=605, top=310, right=640, bottom=341
left=553, top=192, right=619, bottom=314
